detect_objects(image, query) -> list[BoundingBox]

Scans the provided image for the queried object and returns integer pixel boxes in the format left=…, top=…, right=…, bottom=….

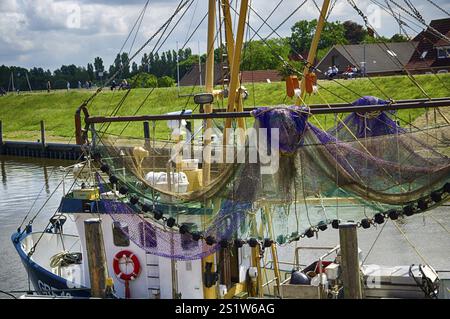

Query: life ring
left=113, top=250, right=141, bottom=281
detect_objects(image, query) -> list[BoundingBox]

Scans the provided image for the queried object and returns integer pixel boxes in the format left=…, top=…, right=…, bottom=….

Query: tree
left=289, top=19, right=347, bottom=58
left=158, top=76, right=175, bottom=87
left=131, top=62, right=138, bottom=76
left=141, top=53, right=149, bottom=72
left=390, top=33, right=408, bottom=42
left=87, top=63, right=94, bottom=81
left=121, top=52, right=130, bottom=78
left=362, top=34, right=391, bottom=44
left=241, top=38, right=290, bottom=71
left=343, top=21, right=367, bottom=44
left=129, top=72, right=158, bottom=88
left=109, top=53, right=122, bottom=76
left=94, top=57, right=105, bottom=79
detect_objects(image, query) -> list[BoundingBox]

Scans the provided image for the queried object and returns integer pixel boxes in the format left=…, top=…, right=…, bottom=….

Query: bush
left=129, top=72, right=158, bottom=88
left=157, top=76, right=175, bottom=88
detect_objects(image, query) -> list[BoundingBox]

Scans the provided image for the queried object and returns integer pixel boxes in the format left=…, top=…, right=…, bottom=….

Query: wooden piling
left=40, top=120, right=46, bottom=148
left=0, top=120, right=3, bottom=145
left=143, top=121, right=151, bottom=150
left=339, top=222, right=363, bottom=299
left=84, top=218, right=109, bottom=298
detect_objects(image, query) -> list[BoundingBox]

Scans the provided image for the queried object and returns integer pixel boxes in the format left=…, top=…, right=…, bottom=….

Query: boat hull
left=11, top=231, right=91, bottom=298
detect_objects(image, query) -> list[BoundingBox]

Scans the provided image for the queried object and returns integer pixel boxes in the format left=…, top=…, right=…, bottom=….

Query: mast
left=202, top=0, right=216, bottom=187
left=221, top=0, right=235, bottom=77
left=224, top=0, right=249, bottom=144
left=202, top=0, right=217, bottom=300
left=297, top=0, right=330, bottom=103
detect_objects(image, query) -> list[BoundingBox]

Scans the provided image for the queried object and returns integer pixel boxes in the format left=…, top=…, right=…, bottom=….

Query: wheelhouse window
left=112, top=221, right=130, bottom=247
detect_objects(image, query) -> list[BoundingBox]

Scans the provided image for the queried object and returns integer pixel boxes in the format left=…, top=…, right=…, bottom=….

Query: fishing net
left=91, top=97, right=450, bottom=260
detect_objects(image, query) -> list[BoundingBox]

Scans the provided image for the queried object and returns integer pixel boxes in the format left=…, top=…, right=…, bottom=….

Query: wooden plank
left=339, top=222, right=363, bottom=299
left=84, top=218, right=109, bottom=298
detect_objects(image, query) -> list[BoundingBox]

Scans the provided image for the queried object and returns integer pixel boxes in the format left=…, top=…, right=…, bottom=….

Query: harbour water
left=0, top=156, right=449, bottom=298
left=0, top=156, right=76, bottom=298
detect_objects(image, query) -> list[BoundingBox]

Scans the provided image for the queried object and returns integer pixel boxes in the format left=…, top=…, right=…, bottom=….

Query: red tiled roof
left=406, top=18, right=450, bottom=70
left=240, top=70, right=282, bottom=83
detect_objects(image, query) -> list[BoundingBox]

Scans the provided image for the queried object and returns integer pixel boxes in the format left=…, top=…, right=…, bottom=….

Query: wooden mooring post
left=40, top=120, right=46, bottom=148
left=143, top=121, right=151, bottom=150
left=84, top=218, right=109, bottom=298
left=339, top=222, right=363, bottom=299
left=0, top=120, right=3, bottom=145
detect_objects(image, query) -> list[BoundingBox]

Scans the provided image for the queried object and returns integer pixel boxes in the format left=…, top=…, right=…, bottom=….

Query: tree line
left=0, top=20, right=407, bottom=91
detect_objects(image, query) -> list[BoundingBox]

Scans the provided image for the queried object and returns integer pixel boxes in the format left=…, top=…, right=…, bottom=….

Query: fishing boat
left=11, top=0, right=450, bottom=299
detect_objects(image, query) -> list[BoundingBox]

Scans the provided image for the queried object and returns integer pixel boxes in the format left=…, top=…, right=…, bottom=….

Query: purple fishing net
left=251, top=105, right=309, bottom=154
left=103, top=200, right=218, bottom=260
left=94, top=97, right=450, bottom=260
left=329, top=96, right=404, bottom=139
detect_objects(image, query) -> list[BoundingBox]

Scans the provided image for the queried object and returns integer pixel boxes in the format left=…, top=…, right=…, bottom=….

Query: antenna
left=9, top=72, right=15, bottom=92
left=25, top=71, right=32, bottom=92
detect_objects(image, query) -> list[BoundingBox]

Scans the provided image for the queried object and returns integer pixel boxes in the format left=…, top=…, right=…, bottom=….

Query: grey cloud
left=0, top=0, right=448, bottom=70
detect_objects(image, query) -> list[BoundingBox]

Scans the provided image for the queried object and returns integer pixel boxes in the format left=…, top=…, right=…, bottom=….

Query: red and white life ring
left=113, top=250, right=141, bottom=281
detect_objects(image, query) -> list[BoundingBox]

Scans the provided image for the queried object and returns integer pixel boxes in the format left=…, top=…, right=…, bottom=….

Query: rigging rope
left=387, top=0, right=450, bottom=43
left=425, top=0, right=450, bottom=16
left=346, top=0, right=432, bottom=100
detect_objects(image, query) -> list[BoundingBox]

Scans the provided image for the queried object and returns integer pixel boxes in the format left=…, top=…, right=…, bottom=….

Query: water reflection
left=1, top=159, right=6, bottom=185
left=43, top=165, right=50, bottom=194
left=0, top=156, right=76, bottom=297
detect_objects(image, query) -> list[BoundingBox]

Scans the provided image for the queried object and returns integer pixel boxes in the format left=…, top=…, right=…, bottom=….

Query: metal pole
left=84, top=218, right=109, bottom=298
left=202, top=0, right=217, bottom=300
left=84, top=99, right=450, bottom=124
left=198, top=40, right=203, bottom=87
left=11, top=72, right=15, bottom=92
left=202, top=0, right=217, bottom=187
left=25, top=72, right=32, bottom=92
left=339, top=222, right=363, bottom=299
left=176, top=41, right=181, bottom=94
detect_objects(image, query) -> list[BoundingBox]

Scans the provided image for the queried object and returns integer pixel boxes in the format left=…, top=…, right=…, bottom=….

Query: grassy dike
left=0, top=73, right=449, bottom=142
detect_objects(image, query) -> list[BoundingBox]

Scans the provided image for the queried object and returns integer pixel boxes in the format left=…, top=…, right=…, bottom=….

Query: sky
left=0, top=0, right=449, bottom=71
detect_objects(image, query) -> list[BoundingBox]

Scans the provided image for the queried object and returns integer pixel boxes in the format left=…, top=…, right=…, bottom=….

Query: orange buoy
left=286, top=75, right=300, bottom=98
left=305, top=72, right=317, bottom=95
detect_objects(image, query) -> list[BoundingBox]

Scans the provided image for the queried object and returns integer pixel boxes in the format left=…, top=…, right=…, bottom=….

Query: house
left=405, top=18, right=450, bottom=74
left=316, top=42, right=418, bottom=79
left=240, top=70, right=282, bottom=83
left=179, top=63, right=228, bottom=86
left=179, top=63, right=282, bottom=86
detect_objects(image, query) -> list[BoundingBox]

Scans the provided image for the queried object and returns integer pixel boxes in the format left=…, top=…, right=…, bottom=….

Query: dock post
left=40, top=120, right=46, bottom=148
left=0, top=120, right=3, bottom=155
left=84, top=218, right=109, bottom=298
left=143, top=121, right=151, bottom=150
left=339, top=222, right=363, bottom=299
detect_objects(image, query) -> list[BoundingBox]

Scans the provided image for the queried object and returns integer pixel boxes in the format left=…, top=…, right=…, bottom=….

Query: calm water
left=0, top=156, right=76, bottom=298
left=0, top=156, right=449, bottom=298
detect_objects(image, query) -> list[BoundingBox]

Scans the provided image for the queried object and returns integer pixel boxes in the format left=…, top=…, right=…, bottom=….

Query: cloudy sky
left=1, top=0, right=449, bottom=71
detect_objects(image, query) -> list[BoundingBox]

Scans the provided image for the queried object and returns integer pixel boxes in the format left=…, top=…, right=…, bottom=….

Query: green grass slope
left=0, top=73, right=448, bottom=142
